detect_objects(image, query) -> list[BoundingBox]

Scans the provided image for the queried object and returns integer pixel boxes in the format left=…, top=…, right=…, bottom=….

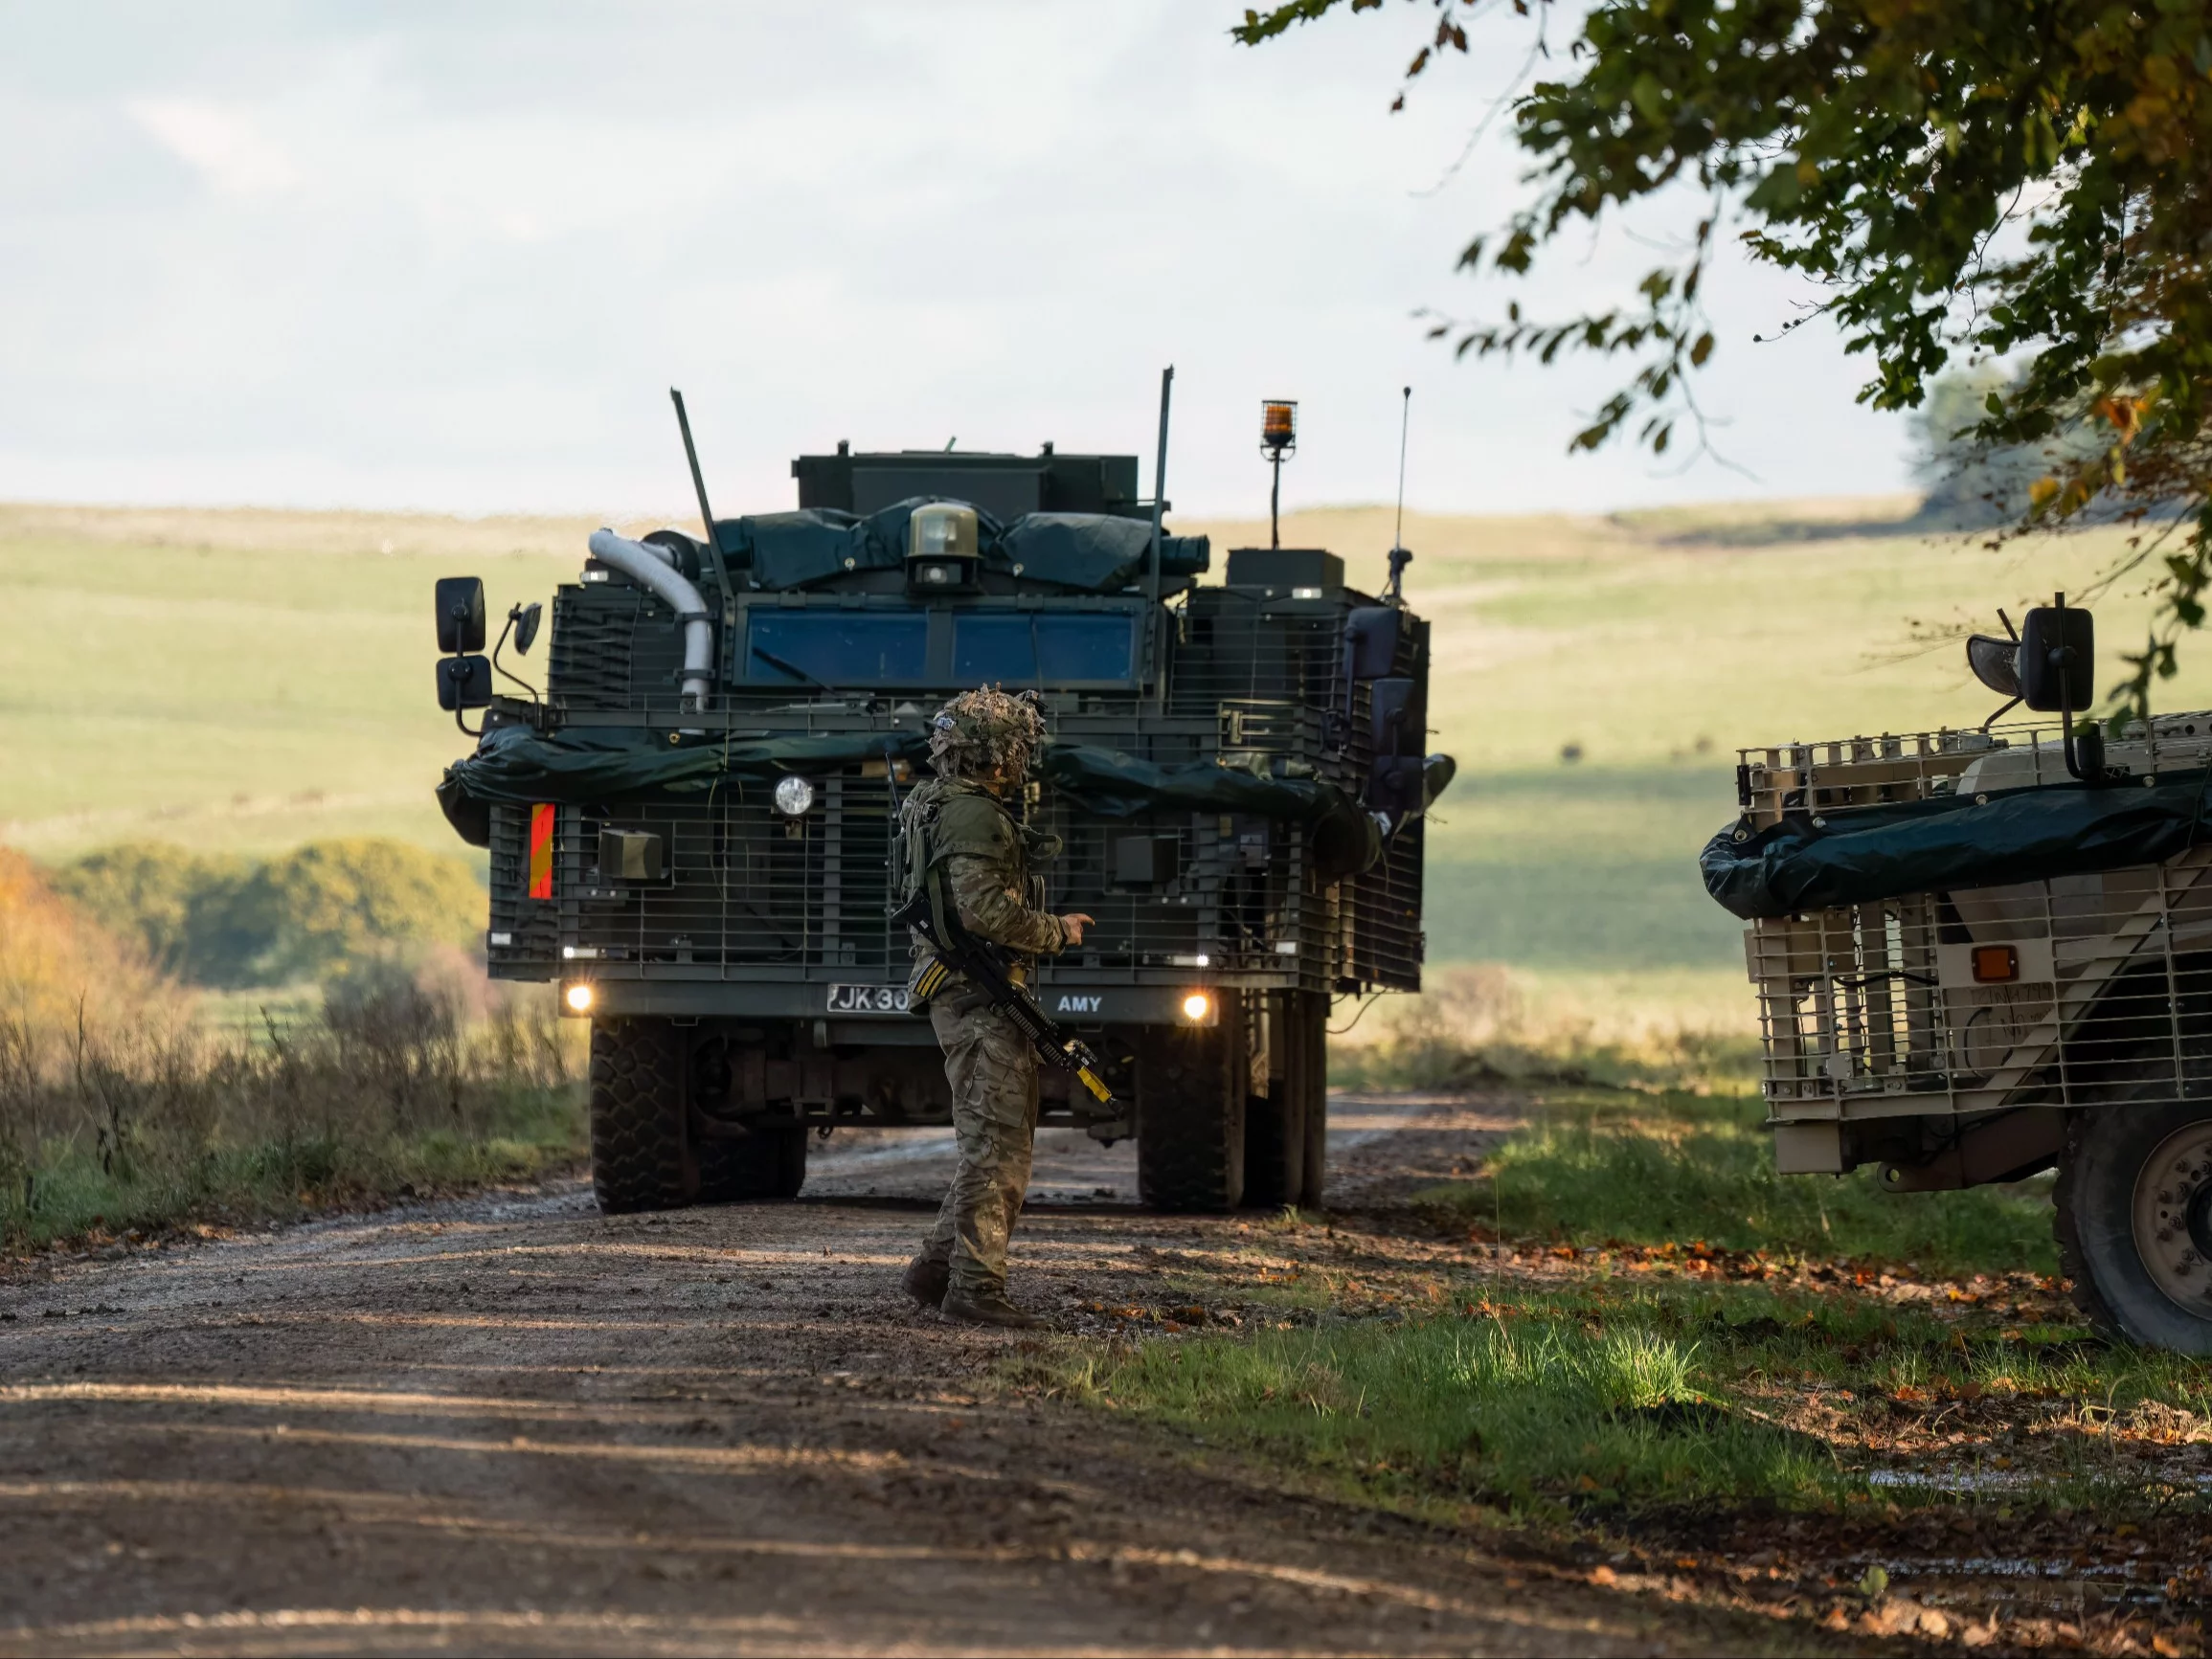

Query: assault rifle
left=890, top=879, right=1120, bottom=1110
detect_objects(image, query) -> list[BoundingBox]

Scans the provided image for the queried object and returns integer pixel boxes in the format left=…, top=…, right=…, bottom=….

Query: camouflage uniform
left=902, top=690, right=1067, bottom=1306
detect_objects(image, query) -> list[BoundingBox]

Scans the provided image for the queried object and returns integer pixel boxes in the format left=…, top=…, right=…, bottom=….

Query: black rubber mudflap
left=1138, top=1011, right=1247, bottom=1212
left=589, top=1019, right=691, bottom=1214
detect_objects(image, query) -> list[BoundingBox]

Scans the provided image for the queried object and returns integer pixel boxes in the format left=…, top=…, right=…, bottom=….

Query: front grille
left=553, top=774, right=895, bottom=972
left=501, top=582, right=1433, bottom=997
left=489, top=753, right=1352, bottom=992
left=530, top=755, right=1320, bottom=982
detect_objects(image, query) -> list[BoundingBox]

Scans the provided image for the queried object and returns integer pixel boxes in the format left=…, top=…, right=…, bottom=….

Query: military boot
left=901, top=1255, right=950, bottom=1309
left=940, top=1287, right=1046, bottom=1330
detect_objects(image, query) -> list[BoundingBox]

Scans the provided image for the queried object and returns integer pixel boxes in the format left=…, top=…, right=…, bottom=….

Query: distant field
left=7, top=494, right=2208, bottom=1027
left=0, top=503, right=611, bottom=858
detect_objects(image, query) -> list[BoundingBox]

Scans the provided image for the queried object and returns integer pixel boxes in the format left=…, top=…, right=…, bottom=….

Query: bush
left=0, top=847, right=180, bottom=1033
left=237, top=839, right=483, bottom=984
left=51, top=838, right=484, bottom=987
left=48, top=842, right=256, bottom=981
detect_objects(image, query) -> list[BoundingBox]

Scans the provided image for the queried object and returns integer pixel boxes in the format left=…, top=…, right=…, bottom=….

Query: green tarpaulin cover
left=440, top=723, right=1388, bottom=875
left=447, top=724, right=921, bottom=804
left=702, top=499, right=1208, bottom=593
left=1701, top=771, right=2212, bottom=919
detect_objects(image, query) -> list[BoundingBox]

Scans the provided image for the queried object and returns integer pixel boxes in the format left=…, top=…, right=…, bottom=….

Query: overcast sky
left=0, top=1, right=1922, bottom=520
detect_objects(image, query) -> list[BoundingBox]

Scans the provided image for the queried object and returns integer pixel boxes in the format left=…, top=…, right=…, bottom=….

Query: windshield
left=953, top=614, right=1136, bottom=684
left=746, top=613, right=928, bottom=684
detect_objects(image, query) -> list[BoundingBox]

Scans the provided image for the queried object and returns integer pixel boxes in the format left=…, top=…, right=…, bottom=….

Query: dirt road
left=0, top=1097, right=1778, bottom=1656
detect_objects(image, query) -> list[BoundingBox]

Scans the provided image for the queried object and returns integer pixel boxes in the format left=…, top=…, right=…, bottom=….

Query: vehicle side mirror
left=1422, top=752, right=1456, bottom=810
left=512, top=601, right=542, bottom=655
left=437, top=655, right=493, bottom=710
left=2019, top=604, right=2093, bottom=712
left=1965, top=634, right=2020, bottom=699
left=437, top=576, right=486, bottom=654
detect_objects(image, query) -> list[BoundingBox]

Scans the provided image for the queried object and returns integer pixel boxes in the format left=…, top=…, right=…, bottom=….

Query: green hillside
left=0, top=503, right=596, bottom=858
left=7, top=496, right=2203, bottom=1023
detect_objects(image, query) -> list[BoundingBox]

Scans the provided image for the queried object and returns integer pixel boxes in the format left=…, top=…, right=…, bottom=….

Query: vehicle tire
left=696, top=1125, right=809, bottom=1202
left=2055, top=1103, right=2212, bottom=1354
left=590, top=1019, right=691, bottom=1214
left=1139, top=1009, right=1246, bottom=1212
left=1243, top=996, right=1305, bottom=1210
left=1293, top=991, right=1329, bottom=1212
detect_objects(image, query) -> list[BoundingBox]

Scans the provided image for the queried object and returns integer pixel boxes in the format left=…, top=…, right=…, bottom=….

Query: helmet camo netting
left=928, top=686, right=1044, bottom=778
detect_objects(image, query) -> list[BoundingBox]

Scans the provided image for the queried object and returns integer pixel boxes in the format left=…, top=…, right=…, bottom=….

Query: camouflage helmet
left=928, top=685, right=1045, bottom=779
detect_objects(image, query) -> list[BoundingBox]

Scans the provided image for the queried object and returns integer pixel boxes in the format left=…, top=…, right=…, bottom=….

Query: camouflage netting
left=927, top=687, right=1045, bottom=779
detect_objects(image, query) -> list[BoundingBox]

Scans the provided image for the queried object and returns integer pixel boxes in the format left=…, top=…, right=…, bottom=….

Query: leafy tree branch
left=1235, top=0, right=2212, bottom=716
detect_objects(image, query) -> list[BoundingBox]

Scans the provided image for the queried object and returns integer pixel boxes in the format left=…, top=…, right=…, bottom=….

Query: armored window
left=745, top=613, right=929, bottom=684
left=952, top=614, right=1136, bottom=684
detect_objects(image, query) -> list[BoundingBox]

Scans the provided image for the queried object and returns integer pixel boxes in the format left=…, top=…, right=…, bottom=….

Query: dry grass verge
left=1331, top=965, right=1760, bottom=1093
left=0, top=848, right=581, bottom=1253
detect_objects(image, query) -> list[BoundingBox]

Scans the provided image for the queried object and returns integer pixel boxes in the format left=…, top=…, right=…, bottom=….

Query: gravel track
left=0, top=1095, right=1774, bottom=1656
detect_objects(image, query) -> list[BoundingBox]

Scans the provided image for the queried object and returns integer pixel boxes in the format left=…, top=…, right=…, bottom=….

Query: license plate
left=825, top=983, right=911, bottom=1015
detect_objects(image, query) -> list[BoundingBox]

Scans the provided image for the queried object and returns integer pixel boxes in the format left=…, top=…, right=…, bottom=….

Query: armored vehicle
left=432, top=389, right=1452, bottom=1216
left=1706, top=596, right=2212, bottom=1351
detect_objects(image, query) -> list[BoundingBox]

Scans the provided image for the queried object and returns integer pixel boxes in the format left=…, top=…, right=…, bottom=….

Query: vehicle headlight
left=774, top=775, right=817, bottom=817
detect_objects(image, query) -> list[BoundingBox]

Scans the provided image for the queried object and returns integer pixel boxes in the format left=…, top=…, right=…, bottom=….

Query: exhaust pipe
left=587, top=527, right=714, bottom=711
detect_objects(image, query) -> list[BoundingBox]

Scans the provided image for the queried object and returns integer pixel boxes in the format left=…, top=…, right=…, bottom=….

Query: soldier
left=897, top=688, right=1094, bottom=1329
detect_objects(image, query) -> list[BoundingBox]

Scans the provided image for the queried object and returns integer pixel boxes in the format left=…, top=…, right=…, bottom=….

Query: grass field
left=0, top=502, right=604, bottom=860
left=8, top=494, right=2211, bottom=1028
left=1019, top=1081, right=2209, bottom=1648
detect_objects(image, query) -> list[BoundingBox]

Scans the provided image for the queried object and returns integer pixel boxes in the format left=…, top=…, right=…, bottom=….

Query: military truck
left=1706, top=596, right=2212, bottom=1352
left=431, top=390, right=1452, bottom=1217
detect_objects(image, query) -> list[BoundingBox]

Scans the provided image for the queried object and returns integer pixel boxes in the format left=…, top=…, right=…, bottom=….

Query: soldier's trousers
left=919, top=987, right=1038, bottom=1296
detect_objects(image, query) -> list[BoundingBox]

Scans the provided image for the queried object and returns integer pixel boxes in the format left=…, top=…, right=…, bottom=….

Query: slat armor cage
left=487, top=570, right=1432, bottom=1002
left=1742, top=713, right=2212, bottom=1130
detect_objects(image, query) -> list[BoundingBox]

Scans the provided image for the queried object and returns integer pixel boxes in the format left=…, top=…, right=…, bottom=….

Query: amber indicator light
left=1970, top=944, right=2020, bottom=983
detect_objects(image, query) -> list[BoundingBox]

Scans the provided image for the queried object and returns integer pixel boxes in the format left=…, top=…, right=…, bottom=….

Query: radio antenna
left=1387, top=385, right=1413, bottom=604
left=1147, top=365, right=1175, bottom=714
left=669, top=387, right=736, bottom=616
left=669, top=388, right=717, bottom=545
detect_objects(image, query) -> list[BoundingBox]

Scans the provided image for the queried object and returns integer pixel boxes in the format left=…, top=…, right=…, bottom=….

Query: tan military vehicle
left=1708, top=595, right=2212, bottom=1352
